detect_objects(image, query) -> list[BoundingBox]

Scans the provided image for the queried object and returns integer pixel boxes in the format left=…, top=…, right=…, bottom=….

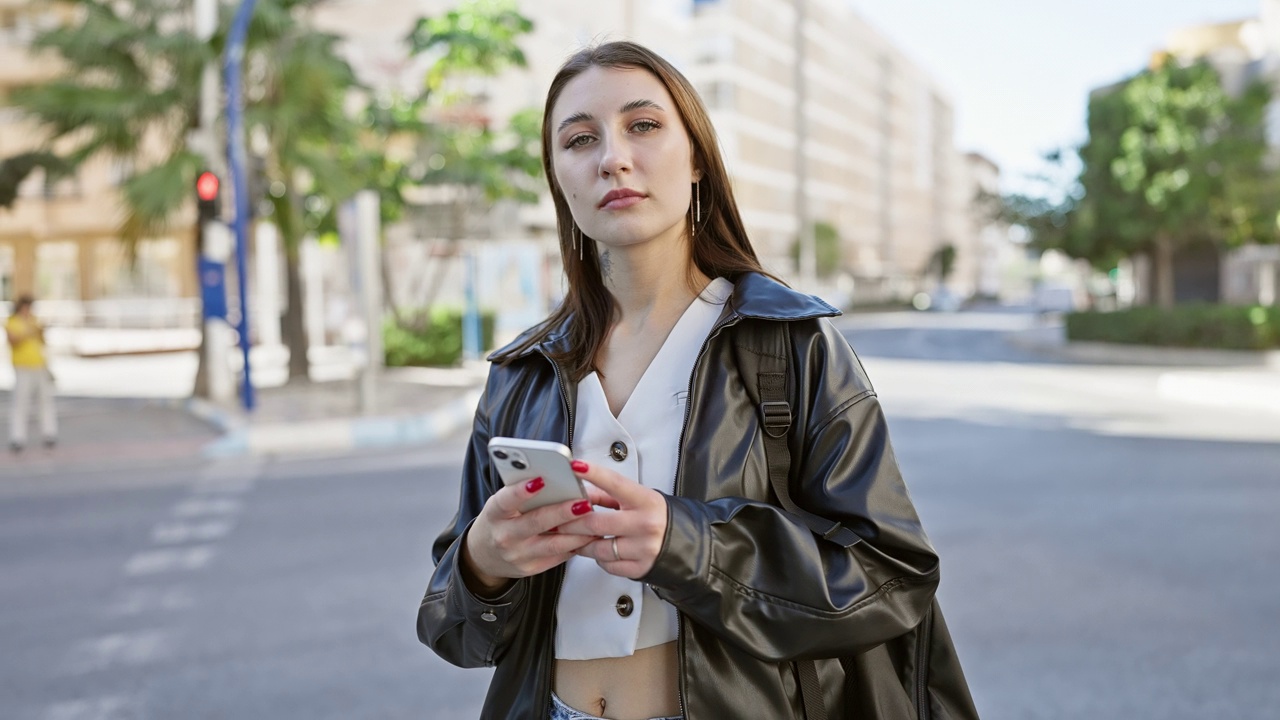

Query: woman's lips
left=601, top=195, right=644, bottom=210
left=598, top=188, right=646, bottom=210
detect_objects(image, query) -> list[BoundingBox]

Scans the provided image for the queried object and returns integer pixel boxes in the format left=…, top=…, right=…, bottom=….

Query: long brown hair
left=493, top=41, right=771, bottom=380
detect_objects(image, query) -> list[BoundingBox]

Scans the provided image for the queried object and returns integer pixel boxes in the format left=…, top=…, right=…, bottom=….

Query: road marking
left=124, top=546, right=216, bottom=576
left=63, top=630, right=173, bottom=674
left=42, top=696, right=140, bottom=720
left=199, top=458, right=264, bottom=482
left=150, top=519, right=235, bottom=545
left=189, top=479, right=255, bottom=494
left=103, top=587, right=195, bottom=617
left=171, top=497, right=241, bottom=517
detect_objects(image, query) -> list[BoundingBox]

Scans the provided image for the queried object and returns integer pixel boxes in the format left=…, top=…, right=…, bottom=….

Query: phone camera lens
left=493, top=450, right=508, bottom=460
left=512, top=460, right=527, bottom=470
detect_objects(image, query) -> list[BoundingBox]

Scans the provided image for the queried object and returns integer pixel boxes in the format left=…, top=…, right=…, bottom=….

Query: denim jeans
left=550, top=692, right=681, bottom=720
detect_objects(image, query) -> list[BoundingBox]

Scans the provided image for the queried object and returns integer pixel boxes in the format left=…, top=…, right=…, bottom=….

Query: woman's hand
left=557, top=460, right=669, bottom=579
left=462, top=477, right=598, bottom=594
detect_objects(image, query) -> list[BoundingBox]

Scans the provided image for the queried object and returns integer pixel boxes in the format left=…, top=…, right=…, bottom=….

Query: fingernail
left=525, top=477, right=544, bottom=493
left=571, top=500, right=592, bottom=515
left=571, top=460, right=589, bottom=473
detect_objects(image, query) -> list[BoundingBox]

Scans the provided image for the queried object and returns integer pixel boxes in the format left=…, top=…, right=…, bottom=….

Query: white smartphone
left=487, top=437, right=587, bottom=512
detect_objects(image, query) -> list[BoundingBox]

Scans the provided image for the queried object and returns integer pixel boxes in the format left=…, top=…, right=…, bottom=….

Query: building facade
left=315, top=0, right=975, bottom=304
left=3, top=0, right=977, bottom=319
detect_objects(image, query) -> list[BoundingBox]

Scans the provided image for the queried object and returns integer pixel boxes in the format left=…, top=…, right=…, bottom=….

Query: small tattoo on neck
left=599, top=249, right=612, bottom=279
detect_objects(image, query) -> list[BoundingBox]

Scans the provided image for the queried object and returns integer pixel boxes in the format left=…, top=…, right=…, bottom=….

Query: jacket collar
left=491, top=272, right=840, bottom=361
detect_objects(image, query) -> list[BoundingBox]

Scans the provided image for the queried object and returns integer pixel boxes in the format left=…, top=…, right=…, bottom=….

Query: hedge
left=1065, top=304, right=1280, bottom=351
left=383, top=307, right=496, bottom=367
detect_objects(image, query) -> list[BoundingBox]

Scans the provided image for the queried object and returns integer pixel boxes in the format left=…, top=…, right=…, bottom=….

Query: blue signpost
left=224, top=0, right=259, bottom=411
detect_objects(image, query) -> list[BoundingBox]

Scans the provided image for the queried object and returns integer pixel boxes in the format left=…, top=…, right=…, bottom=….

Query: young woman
left=418, top=42, right=967, bottom=720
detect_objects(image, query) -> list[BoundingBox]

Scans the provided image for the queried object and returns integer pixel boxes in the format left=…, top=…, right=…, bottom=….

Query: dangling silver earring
left=691, top=180, right=701, bottom=237
left=573, top=224, right=584, bottom=261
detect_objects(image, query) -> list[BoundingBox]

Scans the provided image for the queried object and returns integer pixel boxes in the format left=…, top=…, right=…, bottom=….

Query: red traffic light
left=196, top=171, right=220, bottom=202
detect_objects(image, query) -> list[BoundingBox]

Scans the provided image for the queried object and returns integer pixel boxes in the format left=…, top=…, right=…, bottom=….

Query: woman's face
left=549, top=65, right=699, bottom=252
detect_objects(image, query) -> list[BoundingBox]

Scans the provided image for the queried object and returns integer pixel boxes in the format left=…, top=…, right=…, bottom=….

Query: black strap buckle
left=761, top=401, right=791, bottom=438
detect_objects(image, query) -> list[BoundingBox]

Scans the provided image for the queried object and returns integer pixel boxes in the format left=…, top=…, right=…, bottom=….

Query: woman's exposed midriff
left=554, top=641, right=680, bottom=720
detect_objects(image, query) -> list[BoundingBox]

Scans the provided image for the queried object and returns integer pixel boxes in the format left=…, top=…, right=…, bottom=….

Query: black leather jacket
left=418, top=273, right=941, bottom=719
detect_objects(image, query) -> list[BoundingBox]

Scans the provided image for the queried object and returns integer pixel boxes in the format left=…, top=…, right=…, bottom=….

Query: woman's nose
left=598, top=136, right=631, bottom=177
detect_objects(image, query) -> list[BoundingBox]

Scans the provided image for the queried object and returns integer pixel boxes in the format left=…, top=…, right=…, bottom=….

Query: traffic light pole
left=194, top=0, right=234, bottom=405
left=225, top=0, right=259, bottom=411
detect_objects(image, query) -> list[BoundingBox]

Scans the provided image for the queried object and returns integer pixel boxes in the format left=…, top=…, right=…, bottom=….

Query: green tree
left=1029, top=60, right=1280, bottom=308
left=0, top=152, right=70, bottom=209
left=789, top=220, right=842, bottom=279
left=6, top=0, right=212, bottom=243
left=240, top=0, right=369, bottom=380
left=403, top=0, right=542, bottom=313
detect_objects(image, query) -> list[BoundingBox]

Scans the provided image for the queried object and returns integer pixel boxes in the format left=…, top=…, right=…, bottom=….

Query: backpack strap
left=746, top=321, right=861, bottom=549
left=734, top=318, right=860, bottom=720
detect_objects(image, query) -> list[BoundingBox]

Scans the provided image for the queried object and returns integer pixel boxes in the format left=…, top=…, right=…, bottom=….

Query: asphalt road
left=1, top=310, right=1276, bottom=719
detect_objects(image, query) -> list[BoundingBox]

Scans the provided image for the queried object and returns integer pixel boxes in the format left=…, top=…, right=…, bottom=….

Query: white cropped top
left=554, top=277, right=732, bottom=660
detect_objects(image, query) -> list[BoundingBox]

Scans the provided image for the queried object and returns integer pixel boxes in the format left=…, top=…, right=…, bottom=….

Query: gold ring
left=611, top=537, right=620, bottom=562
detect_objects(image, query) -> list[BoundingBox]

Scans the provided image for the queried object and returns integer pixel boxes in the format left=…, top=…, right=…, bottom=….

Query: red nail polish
left=571, top=500, right=591, bottom=515
left=571, top=460, right=589, bottom=473
left=525, top=477, right=544, bottom=493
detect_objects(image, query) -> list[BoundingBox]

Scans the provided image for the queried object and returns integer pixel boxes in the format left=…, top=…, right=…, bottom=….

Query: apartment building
left=686, top=0, right=966, bottom=299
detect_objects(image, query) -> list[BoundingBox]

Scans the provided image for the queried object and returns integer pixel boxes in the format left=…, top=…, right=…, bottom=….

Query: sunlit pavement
left=0, top=309, right=1276, bottom=719
left=841, top=309, right=1280, bottom=718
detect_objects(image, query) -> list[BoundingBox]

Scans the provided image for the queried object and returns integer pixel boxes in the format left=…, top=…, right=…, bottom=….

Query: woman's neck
left=599, top=241, right=711, bottom=329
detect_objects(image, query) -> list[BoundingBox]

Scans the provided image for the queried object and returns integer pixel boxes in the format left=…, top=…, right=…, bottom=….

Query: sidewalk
left=196, top=364, right=488, bottom=458
left=1, top=343, right=489, bottom=476
left=1007, top=322, right=1280, bottom=415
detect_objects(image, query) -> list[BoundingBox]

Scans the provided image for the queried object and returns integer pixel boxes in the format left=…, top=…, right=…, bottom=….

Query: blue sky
left=845, top=0, right=1266, bottom=193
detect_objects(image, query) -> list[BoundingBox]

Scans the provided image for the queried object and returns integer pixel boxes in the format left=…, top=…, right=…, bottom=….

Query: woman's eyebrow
left=620, top=99, right=664, bottom=114
left=556, top=99, right=666, bottom=133
left=557, top=112, right=592, bottom=133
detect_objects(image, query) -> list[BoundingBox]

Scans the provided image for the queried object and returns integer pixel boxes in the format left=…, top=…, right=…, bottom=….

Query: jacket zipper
left=540, top=349, right=574, bottom=720
left=670, top=312, right=743, bottom=720
left=915, top=606, right=933, bottom=720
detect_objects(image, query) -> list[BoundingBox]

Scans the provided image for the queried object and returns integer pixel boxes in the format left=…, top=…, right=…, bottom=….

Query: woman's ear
left=692, top=166, right=704, bottom=183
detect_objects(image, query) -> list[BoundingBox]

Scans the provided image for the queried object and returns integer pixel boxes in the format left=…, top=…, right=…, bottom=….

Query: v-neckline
left=589, top=284, right=718, bottom=422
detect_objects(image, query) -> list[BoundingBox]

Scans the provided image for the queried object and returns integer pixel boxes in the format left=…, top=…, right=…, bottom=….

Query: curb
left=200, top=388, right=483, bottom=459
left=1006, top=327, right=1280, bottom=368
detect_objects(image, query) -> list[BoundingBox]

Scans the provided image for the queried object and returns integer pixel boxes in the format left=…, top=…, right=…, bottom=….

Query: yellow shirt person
left=6, top=295, right=57, bottom=452
left=5, top=313, right=46, bottom=368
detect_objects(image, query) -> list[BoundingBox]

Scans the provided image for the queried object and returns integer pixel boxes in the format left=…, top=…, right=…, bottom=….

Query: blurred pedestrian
left=417, top=41, right=975, bottom=719
left=6, top=294, right=57, bottom=452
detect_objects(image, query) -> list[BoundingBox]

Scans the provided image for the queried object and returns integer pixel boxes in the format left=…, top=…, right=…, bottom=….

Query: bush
left=383, top=307, right=496, bottom=367
left=1065, top=304, right=1280, bottom=351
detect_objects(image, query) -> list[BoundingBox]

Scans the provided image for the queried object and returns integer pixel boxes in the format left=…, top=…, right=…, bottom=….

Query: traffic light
left=196, top=170, right=221, bottom=221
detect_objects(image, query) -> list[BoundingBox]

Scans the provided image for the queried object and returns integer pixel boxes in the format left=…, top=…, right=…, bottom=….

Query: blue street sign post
left=224, top=0, right=258, bottom=411
left=198, top=258, right=228, bottom=320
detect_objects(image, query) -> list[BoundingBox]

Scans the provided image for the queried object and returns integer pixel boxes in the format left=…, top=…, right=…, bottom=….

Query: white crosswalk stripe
left=124, top=546, right=216, bottom=576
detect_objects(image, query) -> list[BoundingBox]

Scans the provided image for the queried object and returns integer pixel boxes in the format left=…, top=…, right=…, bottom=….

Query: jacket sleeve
left=643, top=319, right=940, bottom=662
left=416, top=374, right=532, bottom=668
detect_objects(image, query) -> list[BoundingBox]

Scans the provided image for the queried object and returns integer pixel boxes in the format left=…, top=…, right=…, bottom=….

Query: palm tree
left=8, top=0, right=369, bottom=385
left=241, top=0, right=368, bottom=381
left=10, top=0, right=211, bottom=244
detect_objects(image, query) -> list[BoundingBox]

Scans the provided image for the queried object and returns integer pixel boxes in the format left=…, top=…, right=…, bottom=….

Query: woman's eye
left=631, top=119, right=660, bottom=133
left=565, top=134, right=594, bottom=149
